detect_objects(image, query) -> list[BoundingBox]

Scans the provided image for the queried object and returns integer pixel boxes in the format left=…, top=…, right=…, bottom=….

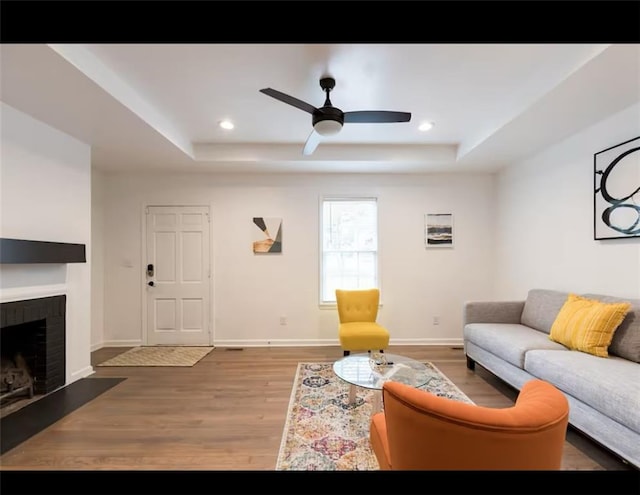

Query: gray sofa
left=463, top=288, right=640, bottom=469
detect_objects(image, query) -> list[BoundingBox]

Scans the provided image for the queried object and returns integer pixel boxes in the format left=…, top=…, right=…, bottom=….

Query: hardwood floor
left=0, top=345, right=635, bottom=471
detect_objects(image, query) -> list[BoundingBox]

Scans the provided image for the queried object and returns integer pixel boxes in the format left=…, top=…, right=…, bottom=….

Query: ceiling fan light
left=314, top=119, right=343, bottom=136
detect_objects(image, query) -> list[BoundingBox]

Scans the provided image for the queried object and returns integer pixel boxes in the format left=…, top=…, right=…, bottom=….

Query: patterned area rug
left=276, top=361, right=474, bottom=470
left=97, top=346, right=214, bottom=367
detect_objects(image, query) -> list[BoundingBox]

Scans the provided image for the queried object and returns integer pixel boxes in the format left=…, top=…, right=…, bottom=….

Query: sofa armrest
left=463, top=300, right=525, bottom=325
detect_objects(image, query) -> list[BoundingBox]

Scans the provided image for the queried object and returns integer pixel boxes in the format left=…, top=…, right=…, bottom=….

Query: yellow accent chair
left=336, top=288, right=390, bottom=356
left=369, top=378, right=569, bottom=470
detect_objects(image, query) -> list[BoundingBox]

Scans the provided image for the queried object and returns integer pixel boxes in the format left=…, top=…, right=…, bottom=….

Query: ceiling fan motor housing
left=313, top=107, right=344, bottom=136
left=312, top=76, right=344, bottom=136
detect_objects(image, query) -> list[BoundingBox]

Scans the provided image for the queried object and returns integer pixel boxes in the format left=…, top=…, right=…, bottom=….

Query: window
left=320, top=197, right=379, bottom=304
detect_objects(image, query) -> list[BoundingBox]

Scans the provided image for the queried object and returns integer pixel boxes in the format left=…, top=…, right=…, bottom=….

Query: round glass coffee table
left=332, top=352, right=436, bottom=414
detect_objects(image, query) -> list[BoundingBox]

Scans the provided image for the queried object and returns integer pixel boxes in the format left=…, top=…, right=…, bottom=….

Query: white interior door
left=145, top=206, right=211, bottom=346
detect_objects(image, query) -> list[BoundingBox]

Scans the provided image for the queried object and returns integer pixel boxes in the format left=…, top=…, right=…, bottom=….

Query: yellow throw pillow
left=549, top=294, right=631, bottom=357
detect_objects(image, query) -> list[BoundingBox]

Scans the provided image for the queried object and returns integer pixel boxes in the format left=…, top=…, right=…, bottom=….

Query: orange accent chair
left=336, top=288, right=390, bottom=356
left=369, top=378, right=569, bottom=470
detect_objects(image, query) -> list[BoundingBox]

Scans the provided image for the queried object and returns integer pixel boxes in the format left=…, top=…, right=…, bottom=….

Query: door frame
left=140, top=202, right=215, bottom=346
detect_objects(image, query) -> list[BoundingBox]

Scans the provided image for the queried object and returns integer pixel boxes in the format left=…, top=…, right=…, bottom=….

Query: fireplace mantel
left=0, top=284, right=67, bottom=304
left=0, top=238, right=86, bottom=264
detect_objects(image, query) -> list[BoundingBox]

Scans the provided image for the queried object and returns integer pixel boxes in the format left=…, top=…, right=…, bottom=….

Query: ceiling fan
left=259, top=77, right=412, bottom=156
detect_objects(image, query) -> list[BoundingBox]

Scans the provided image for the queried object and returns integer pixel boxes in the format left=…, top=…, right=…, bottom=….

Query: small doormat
left=97, top=346, right=214, bottom=367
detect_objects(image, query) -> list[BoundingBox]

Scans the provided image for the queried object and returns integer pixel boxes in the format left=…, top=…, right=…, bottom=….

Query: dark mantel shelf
left=0, top=238, right=86, bottom=264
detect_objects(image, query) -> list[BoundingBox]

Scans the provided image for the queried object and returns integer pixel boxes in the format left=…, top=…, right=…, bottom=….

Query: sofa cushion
left=520, top=289, right=569, bottom=334
left=549, top=294, right=631, bottom=358
left=582, top=293, right=640, bottom=363
left=464, top=323, right=567, bottom=369
left=525, top=350, right=640, bottom=434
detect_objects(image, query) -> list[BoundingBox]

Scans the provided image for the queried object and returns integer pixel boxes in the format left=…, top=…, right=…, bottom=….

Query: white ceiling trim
left=47, top=43, right=195, bottom=159
left=192, top=142, right=457, bottom=164
left=457, top=44, right=640, bottom=170
left=2, top=43, right=637, bottom=175
left=456, top=45, right=611, bottom=161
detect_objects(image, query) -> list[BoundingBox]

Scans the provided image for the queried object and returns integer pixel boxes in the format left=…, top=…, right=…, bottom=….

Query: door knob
left=148, top=281, right=155, bottom=287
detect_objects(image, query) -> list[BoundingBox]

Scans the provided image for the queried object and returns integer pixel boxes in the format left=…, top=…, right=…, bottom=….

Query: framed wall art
left=425, top=213, right=454, bottom=248
left=252, top=217, right=282, bottom=253
left=593, top=136, right=640, bottom=240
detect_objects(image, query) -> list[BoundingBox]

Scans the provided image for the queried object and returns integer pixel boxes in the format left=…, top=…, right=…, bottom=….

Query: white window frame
left=318, top=195, right=380, bottom=307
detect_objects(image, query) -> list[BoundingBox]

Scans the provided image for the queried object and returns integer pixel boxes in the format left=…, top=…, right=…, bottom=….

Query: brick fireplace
left=0, top=295, right=66, bottom=398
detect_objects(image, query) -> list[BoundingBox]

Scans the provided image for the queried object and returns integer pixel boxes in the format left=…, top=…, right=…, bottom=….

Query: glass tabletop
left=332, top=353, right=436, bottom=391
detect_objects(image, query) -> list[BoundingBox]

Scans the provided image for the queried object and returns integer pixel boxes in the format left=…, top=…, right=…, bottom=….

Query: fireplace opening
left=1, top=320, right=40, bottom=407
left=0, top=296, right=66, bottom=417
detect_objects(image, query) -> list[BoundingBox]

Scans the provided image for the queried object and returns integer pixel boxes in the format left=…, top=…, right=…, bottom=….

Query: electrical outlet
left=433, top=316, right=440, bottom=326
left=280, top=316, right=287, bottom=326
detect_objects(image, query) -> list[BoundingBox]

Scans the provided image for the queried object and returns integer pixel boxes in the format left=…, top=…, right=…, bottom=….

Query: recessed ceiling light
left=219, top=120, right=234, bottom=130
left=419, top=122, right=434, bottom=132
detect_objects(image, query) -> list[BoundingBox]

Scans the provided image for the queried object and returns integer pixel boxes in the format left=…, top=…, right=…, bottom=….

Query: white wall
left=495, top=102, right=640, bottom=300
left=0, top=102, right=93, bottom=383
left=102, top=172, right=496, bottom=347
left=91, top=169, right=105, bottom=350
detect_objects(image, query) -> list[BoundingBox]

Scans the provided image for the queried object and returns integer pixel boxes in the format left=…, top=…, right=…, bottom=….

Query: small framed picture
left=425, top=213, right=453, bottom=248
left=252, top=217, right=282, bottom=253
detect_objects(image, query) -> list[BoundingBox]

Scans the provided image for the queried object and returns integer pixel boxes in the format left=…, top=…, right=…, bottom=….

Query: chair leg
left=343, top=350, right=350, bottom=357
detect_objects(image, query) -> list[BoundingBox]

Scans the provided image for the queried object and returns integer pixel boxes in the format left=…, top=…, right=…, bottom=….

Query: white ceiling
left=1, top=43, right=639, bottom=174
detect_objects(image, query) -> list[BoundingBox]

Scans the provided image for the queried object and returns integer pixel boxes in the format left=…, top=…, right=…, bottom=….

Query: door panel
left=182, top=299, right=203, bottom=329
left=155, top=299, right=177, bottom=330
left=182, top=232, right=203, bottom=281
left=155, top=232, right=176, bottom=282
left=146, top=205, right=210, bottom=345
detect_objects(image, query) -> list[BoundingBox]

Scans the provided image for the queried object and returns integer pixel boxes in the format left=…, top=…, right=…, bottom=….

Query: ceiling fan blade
left=303, top=130, right=321, bottom=156
left=343, top=111, right=412, bottom=124
left=260, top=88, right=317, bottom=115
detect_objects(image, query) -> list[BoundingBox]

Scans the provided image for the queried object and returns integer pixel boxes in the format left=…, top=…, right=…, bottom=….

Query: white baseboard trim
left=214, top=339, right=336, bottom=348
left=394, top=338, right=465, bottom=347
left=99, top=339, right=143, bottom=348
left=214, top=338, right=464, bottom=348
left=93, top=338, right=464, bottom=349
left=70, top=365, right=95, bottom=381
left=90, top=342, right=103, bottom=352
